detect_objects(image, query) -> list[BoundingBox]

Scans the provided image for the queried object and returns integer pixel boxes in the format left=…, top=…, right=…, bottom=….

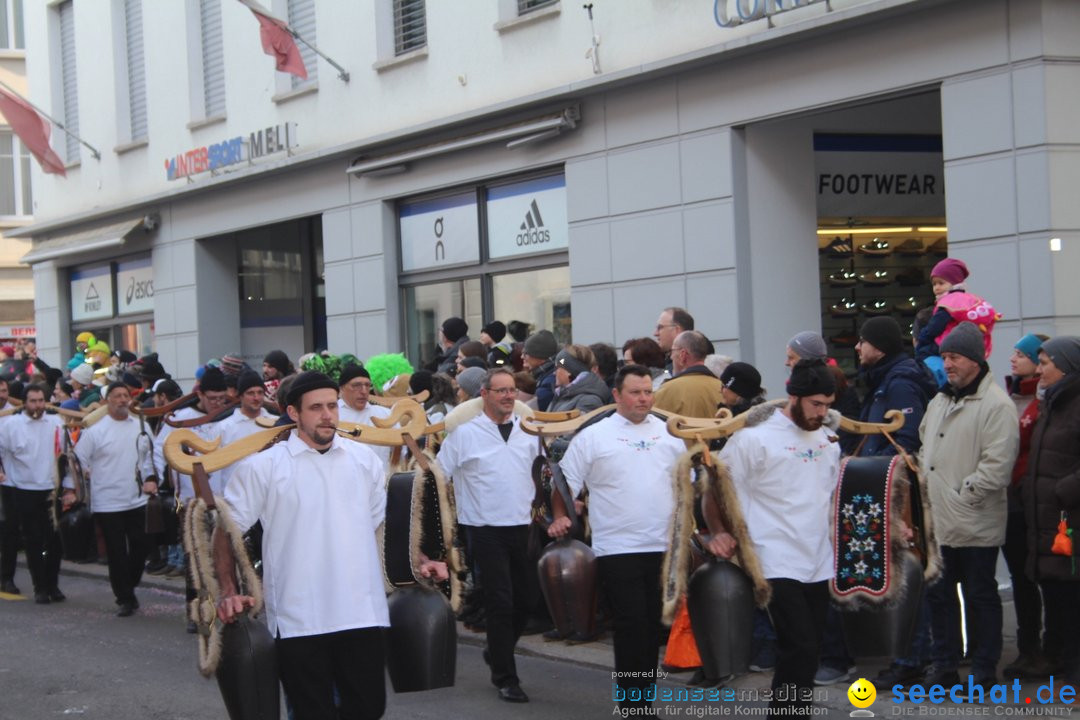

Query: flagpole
left=287, top=29, right=350, bottom=83
left=0, top=78, right=101, bottom=161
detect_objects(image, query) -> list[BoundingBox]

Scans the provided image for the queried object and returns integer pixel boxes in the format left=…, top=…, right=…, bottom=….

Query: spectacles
left=486, top=388, right=516, bottom=396
left=345, top=381, right=373, bottom=391
left=656, top=323, right=677, bottom=331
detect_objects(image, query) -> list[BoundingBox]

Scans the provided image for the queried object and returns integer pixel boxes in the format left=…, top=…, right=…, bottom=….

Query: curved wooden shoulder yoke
left=368, top=389, right=429, bottom=408
left=519, top=404, right=611, bottom=438
left=666, top=404, right=904, bottom=441
left=130, top=392, right=197, bottom=417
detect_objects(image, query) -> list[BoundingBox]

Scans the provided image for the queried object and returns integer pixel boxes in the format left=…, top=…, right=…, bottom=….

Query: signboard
left=70, top=265, right=114, bottom=322
left=165, top=122, right=298, bottom=181
left=486, top=175, right=568, bottom=260
left=0, top=326, right=35, bottom=339
left=399, top=192, right=480, bottom=272
left=116, top=256, right=154, bottom=315
left=814, top=135, right=945, bottom=218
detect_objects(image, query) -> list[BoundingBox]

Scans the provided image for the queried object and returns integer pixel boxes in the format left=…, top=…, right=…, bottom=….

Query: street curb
left=25, top=559, right=186, bottom=596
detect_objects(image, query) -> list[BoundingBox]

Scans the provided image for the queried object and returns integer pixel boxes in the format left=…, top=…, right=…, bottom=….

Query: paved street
left=1, top=561, right=1077, bottom=719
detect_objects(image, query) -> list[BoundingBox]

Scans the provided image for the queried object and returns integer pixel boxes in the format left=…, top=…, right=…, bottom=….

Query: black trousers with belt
left=767, top=579, right=829, bottom=718
left=94, top=506, right=149, bottom=605
left=276, top=627, right=386, bottom=720
left=598, top=552, right=664, bottom=713
left=463, top=524, right=532, bottom=689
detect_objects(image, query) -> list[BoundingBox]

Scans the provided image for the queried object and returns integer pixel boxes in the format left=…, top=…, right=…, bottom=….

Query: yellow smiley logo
left=848, top=678, right=877, bottom=708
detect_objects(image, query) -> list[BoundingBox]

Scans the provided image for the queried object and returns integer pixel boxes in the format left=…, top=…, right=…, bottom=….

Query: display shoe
left=830, top=299, right=859, bottom=318
left=858, top=237, right=892, bottom=255
left=860, top=269, right=892, bottom=286
left=862, top=299, right=891, bottom=316
left=927, top=237, right=948, bottom=256
left=895, top=238, right=926, bottom=256
left=830, top=332, right=858, bottom=348
left=895, top=267, right=926, bottom=287
left=895, top=296, right=921, bottom=316
left=823, top=236, right=853, bottom=257
left=828, top=269, right=858, bottom=287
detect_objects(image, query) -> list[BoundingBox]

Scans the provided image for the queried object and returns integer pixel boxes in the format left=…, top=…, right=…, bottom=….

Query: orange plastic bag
left=1051, top=514, right=1073, bottom=557
left=662, top=596, right=702, bottom=670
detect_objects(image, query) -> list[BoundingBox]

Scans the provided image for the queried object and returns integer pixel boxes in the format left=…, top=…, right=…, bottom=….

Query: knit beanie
left=786, top=359, right=837, bottom=397
left=859, top=317, right=905, bottom=357
left=1014, top=334, right=1043, bottom=366
left=237, top=370, right=264, bottom=395
left=441, top=317, right=468, bottom=343
left=931, top=258, right=969, bottom=286
left=263, top=350, right=293, bottom=378
left=939, top=322, right=985, bottom=363
left=285, top=371, right=339, bottom=408
left=787, top=331, right=828, bottom=362
left=1040, top=336, right=1080, bottom=376
left=198, top=366, right=228, bottom=393
left=720, top=362, right=763, bottom=400
left=456, top=367, right=487, bottom=399
left=338, top=364, right=370, bottom=386
left=523, top=330, right=558, bottom=360
left=221, top=353, right=246, bottom=377
left=70, top=364, right=94, bottom=385
left=554, top=349, right=589, bottom=380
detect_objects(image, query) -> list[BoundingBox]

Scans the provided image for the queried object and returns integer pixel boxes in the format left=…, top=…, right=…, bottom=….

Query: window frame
left=393, top=0, right=426, bottom=56
left=0, top=129, right=32, bottom=219
left=0, top=0, right=25, bottom=50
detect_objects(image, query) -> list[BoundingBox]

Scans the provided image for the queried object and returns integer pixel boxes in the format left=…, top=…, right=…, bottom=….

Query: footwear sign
left=487, top=175, right=567, bottom=260
left=70, top=264, right=114, bottom=322
left=399, top=191, right=480, bottom=272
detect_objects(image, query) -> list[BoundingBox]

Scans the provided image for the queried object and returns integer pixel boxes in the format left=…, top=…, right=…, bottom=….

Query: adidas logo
left=516, top=199, right=551, bottom=247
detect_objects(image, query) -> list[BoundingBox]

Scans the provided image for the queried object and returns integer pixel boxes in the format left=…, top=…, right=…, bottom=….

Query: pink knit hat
left=930, top=258, right=969, bottom=285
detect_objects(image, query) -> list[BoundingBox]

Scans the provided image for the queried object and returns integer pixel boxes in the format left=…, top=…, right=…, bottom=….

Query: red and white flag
left=237, top=0, right=308, bottom=80
left=0, top=86, right=66, bottom=177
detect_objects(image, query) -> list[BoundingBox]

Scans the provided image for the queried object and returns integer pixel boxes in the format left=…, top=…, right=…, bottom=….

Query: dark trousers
left=767, top=579, right=829, bottom=718
left=819, top=602, right=854, bottom=671
left=0, top=484, right=18, bottom=582
left=10, top=488, right=62, bottom=594
left=928, top=545, right=1002, bottom=678
left=277, top=627, right=386, bottom=720
left=95, top=507, right=149, bottom=605
left=1039, top=580, right=1080, bottom=682
left=599, top=552, right=663, bottom=712
left=464, top=524, right=531, bottom=688
left=1002, top=510, right=1044, bottom=656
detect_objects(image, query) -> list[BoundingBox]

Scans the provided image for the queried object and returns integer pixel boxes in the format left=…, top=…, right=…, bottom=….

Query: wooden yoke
left=164, top=399, right=241, bottom=429
left=666, top=404, right=905, bottom=441
left=131, top=392, right=197, bottom=417
left=368, top=389, right=429, bottom=408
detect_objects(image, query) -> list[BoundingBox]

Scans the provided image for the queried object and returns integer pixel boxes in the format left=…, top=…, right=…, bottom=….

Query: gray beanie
left=523, top=330, right=558, bottom=360
left=456, top=367, right=487, bottom=399
left=70, top=363, right=94, bottom=385
left=1041, top=336, right=1080, bottom=375
left=787, top=331, right=828, bottom=362
left=939, top=322, right=985, bottom=363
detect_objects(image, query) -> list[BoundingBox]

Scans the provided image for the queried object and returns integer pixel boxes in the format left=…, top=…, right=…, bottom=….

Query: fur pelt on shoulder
left=743, top=398, right=842, bottom=433
left=442, top=397, right=534, bottom=433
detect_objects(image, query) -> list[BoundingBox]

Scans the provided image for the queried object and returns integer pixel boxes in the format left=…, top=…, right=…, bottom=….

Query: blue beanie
left=1014, top=334, right=1042, bottom=366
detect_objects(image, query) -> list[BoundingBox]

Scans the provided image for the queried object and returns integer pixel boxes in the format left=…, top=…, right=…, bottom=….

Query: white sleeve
left=436, top=431, right=459, bottom=479
left=74, top=425, right=96, bottom=474
left=152, top=424, right=171, bottom=479
left=719, top=433, right=754, bottom=499
left=559, top=430, right=591, bottom=498
left=137, top=430, right=156, bottom=480
left=367, top=454, right=387, bottom=530
left=223, top=456, right=267, bottom=533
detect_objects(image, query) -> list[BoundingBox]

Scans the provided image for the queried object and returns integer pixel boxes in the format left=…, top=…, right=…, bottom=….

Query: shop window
left=1, top=0, right=25, bottom=50
left=393, top=0, right=425, bottom=55
left=0, top=131, right=32, bottom=216
left=399, top=172, right=569, bottom=370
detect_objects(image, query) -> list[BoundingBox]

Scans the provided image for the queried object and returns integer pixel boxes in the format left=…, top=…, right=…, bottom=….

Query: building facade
left=13, top=0, right=1080, bottom=393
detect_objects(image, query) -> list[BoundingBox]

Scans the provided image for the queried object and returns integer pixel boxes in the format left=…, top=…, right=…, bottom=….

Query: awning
left=20, top=217, right=147, bottom=265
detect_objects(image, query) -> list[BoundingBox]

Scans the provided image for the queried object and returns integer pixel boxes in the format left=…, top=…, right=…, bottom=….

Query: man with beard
left=0, top=384, right=66, bottom=603
left=72, top=383, right=157, bottom=616
left=705, top=359, right=840, bottom=719
left=216, top=371, right=446, bottom=720
left=437, top=368, right=539, bottom=703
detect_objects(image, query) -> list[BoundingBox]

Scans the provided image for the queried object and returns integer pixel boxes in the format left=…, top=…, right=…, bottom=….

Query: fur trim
left=661, top=445, right=700, bottom=624
left=742, top=398, right=841, bottom=433
left=412, top=457, right=465, bottom=612
left=443, top=397, right=533, bottom=434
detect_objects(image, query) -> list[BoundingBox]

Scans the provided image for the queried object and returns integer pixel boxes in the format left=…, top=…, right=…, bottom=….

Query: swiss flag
left=0, top=86, right=66, bottom=177
left=237, top=0, right=308, bottom=80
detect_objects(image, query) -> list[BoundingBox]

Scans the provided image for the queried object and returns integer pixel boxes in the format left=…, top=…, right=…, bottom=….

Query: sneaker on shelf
left=814, top=665, right=856, bottom=686
left=895, top=238, right=926, bottom=256
left=860, top=270, right=892, bottom=286
left=823, top=236, right=854, bottom=258
left=830, top=299, right=859, bottom=318
left=828, top=269, right=859, bottom=287
left=858, top=238, right=892, bottom=255
left=895, top=297, right=921, bottom=316
left=862, top=299, right=891, bottom=316
left=927, top=237, right=948, bottom=256
left=895, top=267, right=926, bottom=287
left=830, top=332, right=858, bottom=348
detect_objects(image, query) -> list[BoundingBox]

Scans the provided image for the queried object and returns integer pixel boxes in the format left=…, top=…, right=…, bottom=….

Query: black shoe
left=131, top=597, right=140, bottom=610
left=34, top=592, right=51, bottom=605
left=186, top=620, right=198, bottom=634
left=687, top=669, right=708, bottom=686
left=48, top=588, right=66, bottom=602
left=922, top=667, right=961, bottom=687
left=116, top=603, right=136, bottom=618
left=0, top=580, right=20, bottom=595
left=875, top=662, right=925, bottom=689
left=498, top=684, right=529, bottom=703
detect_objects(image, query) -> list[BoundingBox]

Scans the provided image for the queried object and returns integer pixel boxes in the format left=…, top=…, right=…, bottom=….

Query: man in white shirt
left=216, top=371, right=445, bottom=720
left=0, top=384, right=65, bottom=603
left=337, top=365, right=393, bottom=469
left=71, top=383, right=158, bottom=617
left=216, top=370, right=275, bottom=492
left=549, top=364, right=687, bottom=714
left=705, top=359, right=841, bottom=718
left=0, top=377, right=23, bottom=595
left=437, top=367, right=539, bottom=704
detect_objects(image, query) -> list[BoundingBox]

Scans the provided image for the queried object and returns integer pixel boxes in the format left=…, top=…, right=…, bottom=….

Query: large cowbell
left=840, top=549, right=924, bottom=658
left=687, top=559, right=755, bottom=679
left=215, top=612, right=280, bottom=720
left=57, top=504, right=95, bottom=561
left=537, top=538, right=598, bottom=641
left=382, top=470, right=457, bottom=693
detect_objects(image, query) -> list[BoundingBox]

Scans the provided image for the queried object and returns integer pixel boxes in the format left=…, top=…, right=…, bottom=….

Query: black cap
left=786, top=359, right=837, bottom=398
left=441, top=317, right=468, bottom=343
left=338, top=363, right=370, bottom=386
left=237, top=370, right=264, bottom=395
left=198, top=366, right=228, bottom=393
left=482, top=321, right=507, bottom=343
left=719, top=362, right=763, bottom=400
left=285, top=371, right=339, bottom=408
left=859, top=317, right=905, bottom=357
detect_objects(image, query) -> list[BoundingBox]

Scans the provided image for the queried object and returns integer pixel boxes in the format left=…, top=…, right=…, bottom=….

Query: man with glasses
left=437, top=368, right=539, bottom=703
left=337, top=364, right=393, bottom=469
left=653, top=307, right=694, bottom=373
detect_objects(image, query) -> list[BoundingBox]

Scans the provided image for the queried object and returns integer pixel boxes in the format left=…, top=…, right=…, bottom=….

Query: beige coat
left=919, top=370, right=1019, bottom=547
